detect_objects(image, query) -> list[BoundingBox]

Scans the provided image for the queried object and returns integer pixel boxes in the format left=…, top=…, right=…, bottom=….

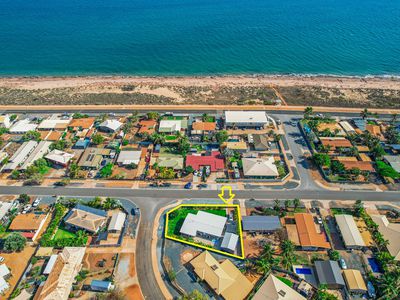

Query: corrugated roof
left=180, top=211, right=227, bottom=237
left=335, top=215, right=365, bottom=248
left=294, top=213, right=330, bottom=249
left=315, top=260, right=345, bottom=287
left=242, top=216, right=281, bottom=231
left=343, top=269, right=367, bottom=292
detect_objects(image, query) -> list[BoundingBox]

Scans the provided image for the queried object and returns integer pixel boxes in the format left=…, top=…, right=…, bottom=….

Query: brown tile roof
left=40, top=131, right=51, bottom=140
left=320, top=137, right=352, bottom=149
left=356, top=145, right=370, bottom=152
left=68, top=118, right=95, bottom=130
left=65, top=207, right=107, bottom=233
left=294, top=213, right=331, bottom=249
left=9, top=214, right=46, bottom=231
left=359, top=153, right=372, bottom=162
left=341, top=161, right=374, bottom=172
left=46, top=131, right=62, bottom=141
left=138, top=119, right=157, bottom=134
left=192, top=121, right=216, bottom=131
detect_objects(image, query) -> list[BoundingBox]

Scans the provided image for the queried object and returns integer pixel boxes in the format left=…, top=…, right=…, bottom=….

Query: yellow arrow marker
left=218, top=186, right=235, bottom=204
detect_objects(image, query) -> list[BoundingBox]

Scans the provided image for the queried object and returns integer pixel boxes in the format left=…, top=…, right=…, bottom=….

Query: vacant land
left=0, top=75, right=399, bottom=108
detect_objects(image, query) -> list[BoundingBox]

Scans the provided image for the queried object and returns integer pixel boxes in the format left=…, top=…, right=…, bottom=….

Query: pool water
left=295, top=268, right=312, bottom=275
left=368, top=258, right=382, bottom=273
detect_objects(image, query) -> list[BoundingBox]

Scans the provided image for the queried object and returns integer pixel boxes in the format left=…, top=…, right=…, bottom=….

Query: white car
left=0, top=257, right=4, bottom=263
left=22, top=205, right=32, bottom=214
left=339, top=258, right=347, bottom=269
left=32, top=198, right=41, bottom=207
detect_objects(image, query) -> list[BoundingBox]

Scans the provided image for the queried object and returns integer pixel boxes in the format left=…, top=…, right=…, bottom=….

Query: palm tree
left=281, top=255, right=295, bottom=271
left=76, top=230, right=88, bottom=245
left=273, top=199, right=281, bottom=212
left=241, top=258, right=255, bottom=275
left=284, top=199, right=292, bottom=211
left=151, top=133, right=166, bottom=145
left=103, top=197, right=119, bottom=210
left=390, top=113, right=398, bottom=125
left=261, top=243, right=274, bottom=261
left=304, top=106, right=313, bottom=119
left=360, top=108, right=370, bottom=120
left=281, top=240, right=295, bottom=255
left=293, top=198, right=301, bottom=211
left=255, top=258, right=271, bottom=275
left=378, top=269, right=400, bottom=299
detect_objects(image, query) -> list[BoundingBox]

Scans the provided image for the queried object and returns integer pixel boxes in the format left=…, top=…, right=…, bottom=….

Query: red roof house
left=186, top=151, right=225, bottom=172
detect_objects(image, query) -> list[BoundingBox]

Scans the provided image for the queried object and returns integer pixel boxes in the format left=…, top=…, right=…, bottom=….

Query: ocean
left=0, top=0, right=399, bottom=76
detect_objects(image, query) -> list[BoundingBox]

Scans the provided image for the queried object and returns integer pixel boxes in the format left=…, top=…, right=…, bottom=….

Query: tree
left=22, top=130, right=41, bottom=141
left=126, top=162, right=137, bottom=170
left=50, top=139, right=70, bottom=151
left=360, top=108, right=370, bottom=120
left=88, top=196, right=102, bottom=208
left=377, top=268, right=400, bottom=300
left=100, top=163, right=113, bottom=178
left=91, top=134, right=105, bottom=145
left=4, top=233, right=27, bottom=252
left=10, top=170, right=21, bottom=180
left=273, top=199, right=281, bottom=212
left=103, top=198, right=120, bottom=210
left=315, top=284, right=338, bottom=300
left=376, top=161, right=400, bottom=180
left=150, top=133, right=166, bottom=145
left=147, top=112, right=160, bottom=120
left=328, top=250, right=340, bottom=261
left=261, top=243, right=275, bottom=261
left=280, top=240, right=295, bottom=270
left=255, top=258, right=272, bottom=275
left=69, top=163, right=81, bottom=179
left=215, top=130, right=229, bottom=144
left=353, top=200, right=364, bottom=217
left=179, top=290, right=208, bottom=300
left=222, top=148, right=234, bottom=157
left=390, top=113, right=398, bottom=125
left=304, top=106, right=313, bottom=119
left=18, top=194, right=30, bottom=204
left=178, top=136, right=190, bottom=155
left=385, top=126, right=400, bottom=144
left=313, top=153, right=331, bottom=169
left=330, top=160, right=345, bottom=174
left=284, top=199, right=292, bottom=211
left=293, top=198, right=301, bottom=211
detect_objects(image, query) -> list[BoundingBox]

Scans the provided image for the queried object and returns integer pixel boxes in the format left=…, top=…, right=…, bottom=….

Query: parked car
left=184, top=182, right=193, bottom=189
left=22, top=205, right=32, bottom=214
left=339, top=258, right=347, bottom=269
left=276, top=119, right=282, bottom=125
left=317, top=217, right=323, bottom=224
left=0, top=257, right=4, bottom=263
left=160, top=182, right=171, bottom=187
left=32, top=198, right=41, bottom=207
left=197, top=183, right=208, bottom=189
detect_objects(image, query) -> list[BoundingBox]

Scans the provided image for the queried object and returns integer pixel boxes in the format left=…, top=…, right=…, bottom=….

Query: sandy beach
left=0, top=75, right=399, bottom=90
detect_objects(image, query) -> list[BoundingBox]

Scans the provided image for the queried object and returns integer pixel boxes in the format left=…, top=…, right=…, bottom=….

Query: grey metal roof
left=315, top=260, right=345, bottom=287
left=242, top=216, right=281, bottom=231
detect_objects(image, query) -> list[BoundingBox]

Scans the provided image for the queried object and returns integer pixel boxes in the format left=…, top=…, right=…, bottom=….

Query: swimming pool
left=295, top=268, right=312, bottom=275
left=368, top=258, right=382, bottom=273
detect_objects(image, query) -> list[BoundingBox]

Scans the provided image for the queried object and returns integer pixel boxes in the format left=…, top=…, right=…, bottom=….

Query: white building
left=9, top=119, right=38, bottom=134
left=117, top=150, right=141, bottom=166
left=37, top=115, right=71, bottom=131
left=180, top=211, right=227, bottom=238
left=0, top=115, right=11, bottom=128
left=0, top=264, right=10, bottom=294
left=253, top=274, right=306, bottom=300
left=242, top=157, right=279, bottom=178
left=108, top=211, right=127, bottom=232
left=20, top=141, right=52, bottom=170
left=335, top=215, right=365, bottom=249
left=0, top=201, right=13, bottom=222
left=159, top=120, right=182, bottom=133
left=371, top=215, right=400, bottom=261
left=225, top=111, right=269, bottom=128
left=45, top=150, right=74, bottom=167
left=98, top=119, right=123, bottom=133
left=220, top=232, right=239, bottom=253
left=2, top=141, right=38, bottom=171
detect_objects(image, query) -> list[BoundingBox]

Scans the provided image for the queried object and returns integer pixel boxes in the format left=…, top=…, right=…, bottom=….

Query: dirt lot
left=82, top=252, right=116, bottom=272
left=124, top=284, right=143, bottom=300
left=1, top=246, right=36, bottom=299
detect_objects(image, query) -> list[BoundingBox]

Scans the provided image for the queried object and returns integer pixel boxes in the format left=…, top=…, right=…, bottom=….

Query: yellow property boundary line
left=165, top=204, right=245, bottom=260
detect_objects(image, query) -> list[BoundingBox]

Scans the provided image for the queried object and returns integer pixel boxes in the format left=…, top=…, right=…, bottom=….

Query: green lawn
left=331, top=207, right=354, bottom=215
left=53, top=227, right=76, bottom=240
left=277, top=276, right=293, bottom=287
left=203, top=116, right=215, bottom=122
left=165, top=135, right=178, bottom=141
left=167, top=207, right=227, bottom=236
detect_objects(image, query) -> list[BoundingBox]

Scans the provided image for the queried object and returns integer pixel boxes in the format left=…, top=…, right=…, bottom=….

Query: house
left=0, top=264, right=10, bottom=279
left=180, top=211, right=227, bottom=239
left=8, top=213, right=48, bottom=241
left=45, top=150, right=74, bottom=167
left=242, top=157, right=279, bottom=179
left=138, top=119, right=157, bottom=135
left=253, top=274, right=306, bottom=300
left=314, top=260, right=345, bottom=289
left=44, top=131, right=63, bottom=142
left=33, top=247, right=85, bottom=300
left=341, top=161, right=374, bottom=172
left=90, top=280, right=114, bottom=292
left=251, top=134, right=270, bottom=151
left=73, top=138, right=90, bottom=149
left=291, top=213, right=330, bottom=250
left=335, top=214, right=365, bottom=249
left=9, top=119, right=38, bottom=134
left=339, top=121, right=356, bottom=134
left=366, top=124, right=384, bottom=140
left=185, top=151, right=224, bottom=172
left=158, top=120, right=182, bottom=133
left=0, top=201, right=13, bottom=222
left=37, top=116, right=71, bottom=131
left=352, top=118, right=366, bottom=131
left=77, top=148, right=110, bottom=170
left=68, top=118, right=95, bottom=131
left=190, top=251, right=253, bottom=300
left=64, top=204, right=107, bottom=233
left=383, top=155, right=400, bottom=173
left=191, top=121, right=216, bottom=135
left=242, top=216, right=281, bottom=232
left=107, top=211, right=126, bottom=233
left=157, top=155, right=184, bottom=170
left=343, top=269, right=367, bottom=295
left=220, top=232, right=239, bottom=253
left=320, top=137, right=353, bottom=150
left=0, top=277, right=9, bottom=294
left=98, top=119, right=123, bottom=133
left=2, top=141, right=38, bottom=171
left=116, top=150, right=141, bottom=166
left=371, top=214, right=400, bottom=261
left=0, top=115, right=11, bottom=128
left=225, top=111, right=269, bottom=128
left=20, top=141, right=52, bottom=170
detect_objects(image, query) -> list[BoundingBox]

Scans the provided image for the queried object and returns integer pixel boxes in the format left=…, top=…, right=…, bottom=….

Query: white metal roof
left=117, top=150, right=141, bottom=165
left=2, top=141, right=38, bottom=171
left=180, top=211, right=227, bottom=237
left=0, top=277, right=9, bottom=293
left=225, top=111, right=269, bottom=124
left=339, top=121, right=356, bottom=133
left=9, top=119, right=38, bottom=133
left=159, top=120, right=182, bottom=132
left=221, top=232, right=238, bottom=251
left=108, top=211, right=126, bottom=231
left=38, top=118, right=71, bottom=130
left=242, top=157, right=279, bottom=177
left=335, top=215, right=365, bottom=247
left=384, top=155, right=400, bottom=173
left=0, top=201, right=13, bottom=220
left=20, top=141, right=52, bottom=170
left=43, top=254, right=58, bottom=275
left=0, top=264, right=10, bottom=277
left=99, top=119, right=123, bottom=132
left=371, top=214, right=400, bottom=260
left=45, top=149, right=74, bottom=165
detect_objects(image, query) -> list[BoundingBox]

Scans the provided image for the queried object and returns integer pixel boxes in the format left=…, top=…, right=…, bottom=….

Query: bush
left=376, top=161, right=400, bottom=179
left=4, top=233, right=27, bottom=252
